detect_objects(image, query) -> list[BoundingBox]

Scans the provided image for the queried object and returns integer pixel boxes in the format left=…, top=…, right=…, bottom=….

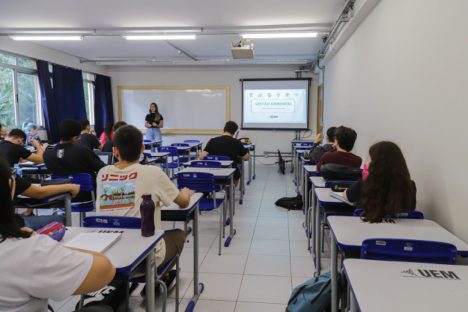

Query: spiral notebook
left=65, top=231, right=122, bottom=253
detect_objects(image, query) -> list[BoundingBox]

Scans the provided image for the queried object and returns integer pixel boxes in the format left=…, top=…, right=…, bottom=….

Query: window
left=0, top=51, right=41, bottom=129
left=83, top=72, right=95, bottom=125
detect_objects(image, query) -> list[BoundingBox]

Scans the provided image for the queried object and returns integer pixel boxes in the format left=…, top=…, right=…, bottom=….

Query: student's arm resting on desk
left=21, top=183, right=80, bottom=199
left=174, top=187, right=192, bottom=208
left=199, top=150, right=209, bottom=160
left=70, top=248, right=116, bottom=295
left=26, top=139, right=44, bottom=163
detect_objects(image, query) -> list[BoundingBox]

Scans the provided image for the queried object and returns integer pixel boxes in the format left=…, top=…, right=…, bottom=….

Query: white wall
left=323, top=0, right=468, bottom=239
left=109, top=66, right=319, bottom=155
left=0, top=37, right=108, bottom=75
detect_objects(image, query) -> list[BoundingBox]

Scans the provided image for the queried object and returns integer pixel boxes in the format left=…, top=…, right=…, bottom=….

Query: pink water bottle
left=140, top=194, right=155, bottom=237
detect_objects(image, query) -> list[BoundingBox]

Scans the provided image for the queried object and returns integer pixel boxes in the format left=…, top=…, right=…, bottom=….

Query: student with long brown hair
left=0, top=159, right=115, bottom=311
left=345, top=141, right=417, bottom=223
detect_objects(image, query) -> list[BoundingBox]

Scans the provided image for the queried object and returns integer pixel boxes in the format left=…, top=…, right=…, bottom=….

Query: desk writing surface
left=63, top=227, right=164, bottom=270
left=304, top=165, right=318, bottom=173
left=178, top=167, right=235, bottom=178
left=184, top=160, right=233, bottom=167
left=315, top=188, right=344, bottom=204
left=328, top=216, right=468, bottom=253
left=344, top=259, right=468, bottom=312
left=310, top=176, right=326, bottom=187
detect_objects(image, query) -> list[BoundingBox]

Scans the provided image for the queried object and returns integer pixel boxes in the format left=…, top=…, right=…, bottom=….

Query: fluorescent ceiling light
left=10, top=35, right=83, bottom=41
left=242, top=32, right=318, bottom=39
left=124, top=34, right=196, bottom=40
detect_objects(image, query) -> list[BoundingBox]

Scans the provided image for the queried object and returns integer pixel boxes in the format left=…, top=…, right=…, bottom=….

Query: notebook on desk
left=65, top=231, right=122, bottom=253
left=330, top=191, right=354, bottom=206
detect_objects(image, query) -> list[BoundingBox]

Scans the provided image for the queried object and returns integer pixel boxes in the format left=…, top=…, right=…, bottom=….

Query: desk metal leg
left=246, top=157, right=252, bottom=185
left=290, top=144, right=294, bottom=173
left=252, top=146, right=256, bottom=179
left=225, top=176, right=236, bottom=247
left=239, top=162, right=244, bottom=205
left=164, top=156, right=169, bottom=176
left=314, top=200, right=321, bottom=275
left=64, top=194, right=72, bottom=227
left=146, top=249, right=156, bottom=312
left=331, top=234, right=338, bottom=312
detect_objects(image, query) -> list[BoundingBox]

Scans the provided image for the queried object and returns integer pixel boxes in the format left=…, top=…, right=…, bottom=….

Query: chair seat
left=161, top=163, right=182, bottom=169
left=71, top=201, right=95, bottom=213
left=199, top=198, right=224, bottom=211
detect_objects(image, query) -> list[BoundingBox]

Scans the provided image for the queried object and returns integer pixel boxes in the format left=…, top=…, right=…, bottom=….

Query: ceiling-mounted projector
left=231, top=39, right=254, bottom=59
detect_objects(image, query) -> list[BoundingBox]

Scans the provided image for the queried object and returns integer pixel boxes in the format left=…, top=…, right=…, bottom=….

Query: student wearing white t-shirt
left=96, top=125, right=192, bottom=291
left=0, top=160, right=116, bottom=312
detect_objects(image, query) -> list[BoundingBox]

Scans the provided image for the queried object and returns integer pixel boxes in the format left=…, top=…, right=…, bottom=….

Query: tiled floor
left=53, top=163, right=330, bottom=311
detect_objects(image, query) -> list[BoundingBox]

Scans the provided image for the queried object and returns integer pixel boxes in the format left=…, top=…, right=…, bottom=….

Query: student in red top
left=317, top=126, right=362, bottom=170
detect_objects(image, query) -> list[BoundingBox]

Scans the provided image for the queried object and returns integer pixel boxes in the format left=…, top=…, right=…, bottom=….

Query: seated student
left=0, top=128, right=44, bottom=166
left=102, top=121, right=127, bottom=153
left=77, top=119, right=101, bottom=151
left=344, top=141, right=417, bottom=223
left=199, top=121, right=249, bottom=184
left=316, top=126, right=362, bottom=171
left=308, top=126, right=336, bottom=163
left=23, top=123, right=40, bottom=143
left=99, top=122, right=114, bottom=146
left=13, top=173, right=80, bottom=230
left=0, top=160, right=115, bottom=312
left=96, top=125, right=192, bottom=290
left=44, top=119, right=106, bottom=177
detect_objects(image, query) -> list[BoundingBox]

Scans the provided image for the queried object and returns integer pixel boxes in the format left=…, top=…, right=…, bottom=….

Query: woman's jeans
left=146, top=127, right=162, bottom=143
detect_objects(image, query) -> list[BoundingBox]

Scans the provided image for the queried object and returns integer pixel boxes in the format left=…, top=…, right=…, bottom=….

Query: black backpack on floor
left=275, top=195, right=303, bottom=210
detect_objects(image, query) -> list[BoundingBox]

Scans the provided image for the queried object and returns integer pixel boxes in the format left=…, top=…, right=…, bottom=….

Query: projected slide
left=242, top=79, right=309, bottom=130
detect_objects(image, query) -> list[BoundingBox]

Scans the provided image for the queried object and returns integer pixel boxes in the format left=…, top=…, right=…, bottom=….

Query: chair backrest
left=361, top=238, right=457, bottom=264
left=176, top=172, right=216, bottom=193
left=171, top=143, right=190, bottom=147
left=184, top=140, right=201, bottom=144
left=352, top=209, right=424, bottom=219
left=83, top=216, right=141, bottom=229
left=191, top=160, right=222, bottom=168
left=52, top=173, right=94, bottom=192
left=157, top=146, right=179, bottom=157
left=205, top=155, right=231, bottom=161
left=95, top=151, right=114, bottom=165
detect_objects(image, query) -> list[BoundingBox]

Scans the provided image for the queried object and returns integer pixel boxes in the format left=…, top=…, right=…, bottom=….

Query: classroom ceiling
left=0, top=0, right=346, bottom=66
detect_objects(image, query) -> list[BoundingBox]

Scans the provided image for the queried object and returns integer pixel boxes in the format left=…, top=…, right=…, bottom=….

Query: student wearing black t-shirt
left=44, top=120, right=106, bottom=177
left=200, top=121, right=249, bottom=184
left=144, top=102, right=164, bottom=143
left=77, top=119, right=101, bottom=151
left=0, top=128, right=43, bottom=166
left=344, top=141, right=417, bottom=223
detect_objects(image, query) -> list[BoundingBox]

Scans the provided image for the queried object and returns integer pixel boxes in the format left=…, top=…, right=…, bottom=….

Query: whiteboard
left=118, top=85, right=230, bottom=134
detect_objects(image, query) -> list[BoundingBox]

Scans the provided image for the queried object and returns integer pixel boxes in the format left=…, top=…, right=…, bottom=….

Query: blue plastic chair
left=190, top=160, right=222, bottom=168
left=82, top=216, right=180, bottom=312
left=361, top=238, right=457, bottom=264
left=176, top=172, right=225, bottom=255
left=52, top=173, right=95, bottom=226
left=171, top=143, right=191, bottom=162
left=352, top=208, right=424, bottom=219
left=205, top=155, right=231, bottom=161
left=157, top=146, right=183, bottom=178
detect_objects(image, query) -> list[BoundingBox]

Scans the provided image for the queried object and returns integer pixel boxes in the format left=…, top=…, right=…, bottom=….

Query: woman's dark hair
left=149, top=102, right=159, bottom=114
left=0, top=160, right=31, bottom=242
left=359, top=141, right=414, bottom=223
left=112, top=121, right=127, bottom=132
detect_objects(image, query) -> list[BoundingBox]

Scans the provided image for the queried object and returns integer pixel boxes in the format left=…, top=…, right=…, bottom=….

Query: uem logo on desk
left=401, top=268, right=460, bottom=280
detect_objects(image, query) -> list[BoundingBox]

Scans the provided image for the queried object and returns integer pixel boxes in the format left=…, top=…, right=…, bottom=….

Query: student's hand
left=30, top=139, right=41, bottom=148
left=21, top=227, right=35, bottom=235
left=152, top=122, right=158, bottom=127
left=90, top=129, right=97, bottom=136
left=69, top=184, right=81, bottom=198
left=181, top=187, right=193, bottom=196
left=314, top=133, right=323, bottom=144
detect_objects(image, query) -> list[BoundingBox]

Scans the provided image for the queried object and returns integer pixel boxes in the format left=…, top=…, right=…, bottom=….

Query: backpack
left=286, top=272, right=332, bottom=312
left=75, top=273, right=128, bottom=311
left=275, top=195, right=303, bottom=210
left=319, top=163, right=362, bottom=181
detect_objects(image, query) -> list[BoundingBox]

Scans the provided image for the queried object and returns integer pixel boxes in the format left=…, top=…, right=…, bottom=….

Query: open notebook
left=65, top=232, right=122, bottom=253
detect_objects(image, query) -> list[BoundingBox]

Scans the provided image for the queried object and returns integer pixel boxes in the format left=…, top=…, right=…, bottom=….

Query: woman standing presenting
left=145, top=102, right=164, bottom=142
